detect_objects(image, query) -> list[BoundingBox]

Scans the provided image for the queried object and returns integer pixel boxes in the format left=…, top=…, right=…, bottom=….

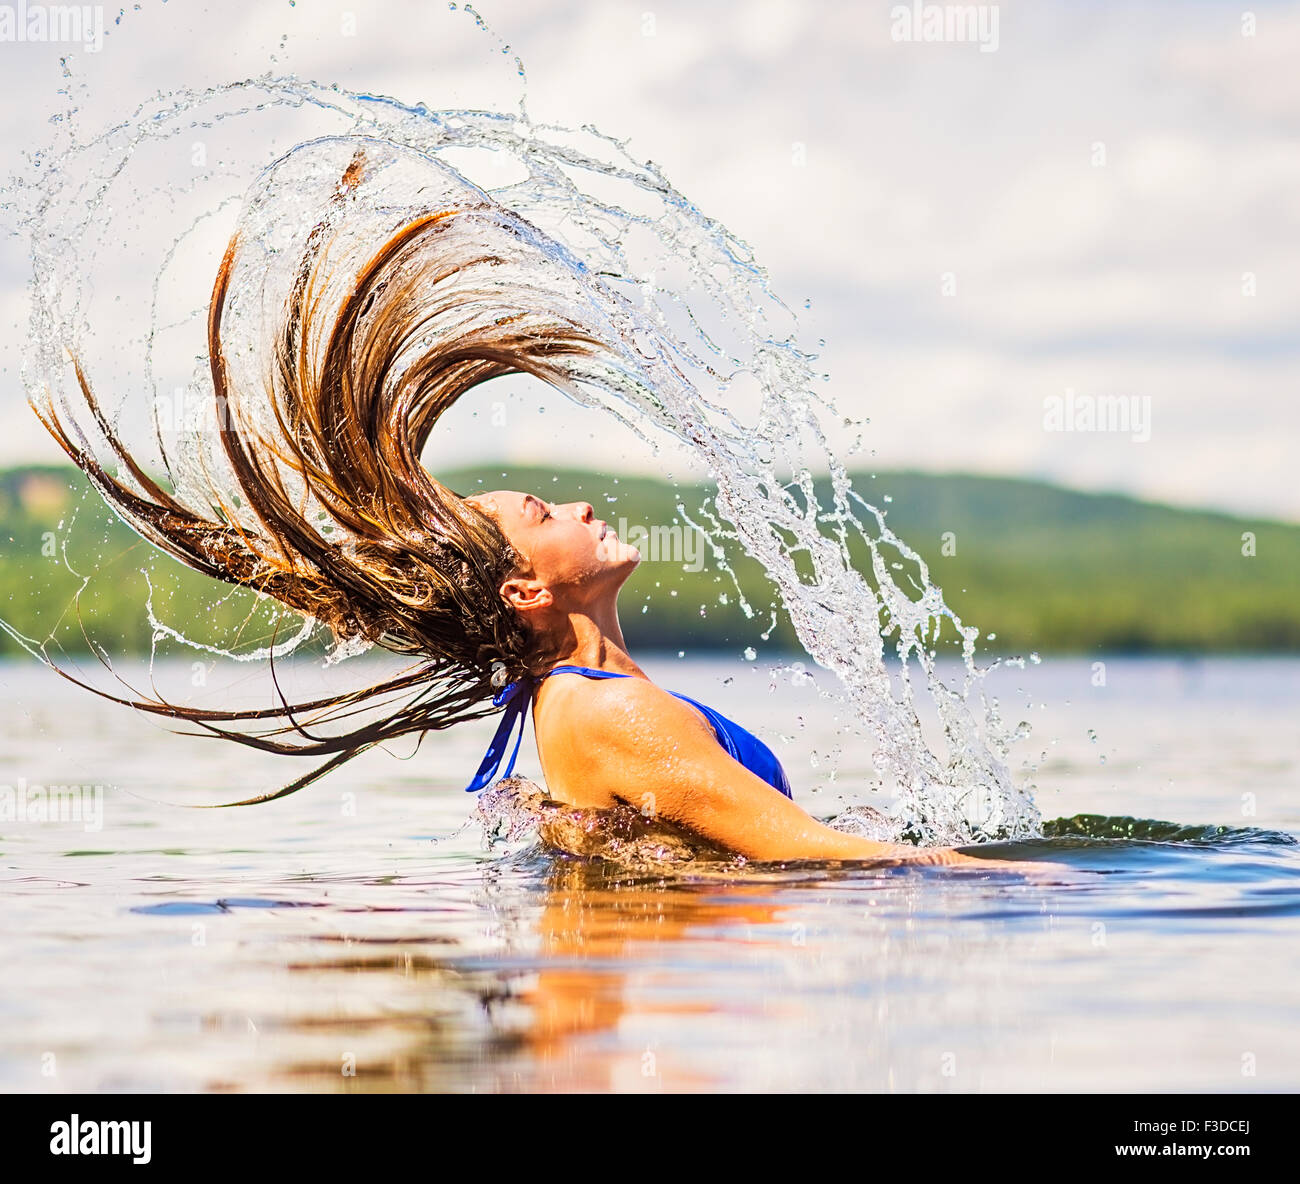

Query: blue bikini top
left=464, top=664, right=793, bottom=799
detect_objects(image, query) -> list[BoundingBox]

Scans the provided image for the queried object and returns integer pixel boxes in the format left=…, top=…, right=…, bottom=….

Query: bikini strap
left=462, top=666, right=632, bottom=793
left=540, top=664, right=631, bottom=681
left=462, top=674, right=539, bottom=793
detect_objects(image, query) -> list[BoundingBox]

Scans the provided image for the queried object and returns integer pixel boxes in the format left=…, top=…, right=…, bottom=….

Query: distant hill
left=1, top=462, right=1296, bottom=657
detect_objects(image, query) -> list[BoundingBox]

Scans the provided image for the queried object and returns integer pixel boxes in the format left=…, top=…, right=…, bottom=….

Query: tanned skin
left=468, top=489, right=1057, bottom=871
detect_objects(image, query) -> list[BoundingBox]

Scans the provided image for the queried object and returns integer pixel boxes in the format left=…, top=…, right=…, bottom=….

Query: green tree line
left=1, top=463, right=1296, bottom=658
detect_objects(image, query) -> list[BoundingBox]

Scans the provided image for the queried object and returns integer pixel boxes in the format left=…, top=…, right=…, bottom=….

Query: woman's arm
left=568, top=678, right=1025, bottom=867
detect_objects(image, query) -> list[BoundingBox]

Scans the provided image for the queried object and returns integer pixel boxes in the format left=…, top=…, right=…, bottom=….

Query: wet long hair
left=32, top=146, right=604, bottom=803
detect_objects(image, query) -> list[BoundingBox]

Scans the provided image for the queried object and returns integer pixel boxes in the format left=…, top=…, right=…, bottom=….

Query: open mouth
left=599, top=522, right=608, bottom=540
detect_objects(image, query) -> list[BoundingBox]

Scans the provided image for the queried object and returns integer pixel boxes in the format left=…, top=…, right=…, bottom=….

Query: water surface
left=2, top=654, right=1297, bottom=1092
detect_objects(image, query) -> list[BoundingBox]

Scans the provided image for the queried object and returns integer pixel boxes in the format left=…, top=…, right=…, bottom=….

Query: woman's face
left=466, top=489, right=640, bottom=612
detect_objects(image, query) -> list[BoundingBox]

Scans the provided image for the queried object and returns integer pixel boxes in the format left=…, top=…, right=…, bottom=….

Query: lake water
left=2, top=653, right=1297, bottom=1092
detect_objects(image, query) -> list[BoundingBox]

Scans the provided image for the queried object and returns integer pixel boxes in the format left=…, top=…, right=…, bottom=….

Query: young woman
left=32, top=143, right=1042, bottom=870
left=459, top=488, right=1034, bottom=867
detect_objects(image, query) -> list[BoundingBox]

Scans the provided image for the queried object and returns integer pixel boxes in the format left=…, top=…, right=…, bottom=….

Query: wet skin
left=466, top=489, right=1062, bottom=873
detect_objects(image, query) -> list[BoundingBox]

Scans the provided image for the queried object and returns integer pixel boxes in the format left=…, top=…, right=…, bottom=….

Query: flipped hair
left=33, top=146, right=604, bottom=803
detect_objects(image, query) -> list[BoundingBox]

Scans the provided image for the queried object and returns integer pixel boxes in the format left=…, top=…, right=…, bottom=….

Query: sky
left=1, top=0, right=1298, bottom=521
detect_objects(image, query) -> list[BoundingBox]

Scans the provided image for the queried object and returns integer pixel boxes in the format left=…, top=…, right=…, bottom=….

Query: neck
left=540, top=599, right=642, bottom=676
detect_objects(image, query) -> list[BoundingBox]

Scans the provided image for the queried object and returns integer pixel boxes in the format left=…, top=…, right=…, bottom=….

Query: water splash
left=474, top=777, right=725, bottom=868
left=5, top=59, right=1039, bottom=845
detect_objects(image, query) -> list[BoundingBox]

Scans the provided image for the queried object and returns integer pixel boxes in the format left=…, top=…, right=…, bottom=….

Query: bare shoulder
left=533, top=673, right=723, bottom=809
left=540, top=673, right=715, bottom=748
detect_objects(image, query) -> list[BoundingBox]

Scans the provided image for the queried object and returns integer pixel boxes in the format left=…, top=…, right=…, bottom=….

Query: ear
left=500, top=576, right=553, bottom=614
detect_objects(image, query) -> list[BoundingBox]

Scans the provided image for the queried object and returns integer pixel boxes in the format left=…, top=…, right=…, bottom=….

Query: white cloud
left=0, top=0, right=1296, bottom=521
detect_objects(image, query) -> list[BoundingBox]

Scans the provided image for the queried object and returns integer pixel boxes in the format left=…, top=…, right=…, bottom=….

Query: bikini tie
left=463, top=674, right=540, bottom=793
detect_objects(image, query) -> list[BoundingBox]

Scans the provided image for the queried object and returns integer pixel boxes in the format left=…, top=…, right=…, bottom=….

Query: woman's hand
left=939, top=847, right=1075, bottom=880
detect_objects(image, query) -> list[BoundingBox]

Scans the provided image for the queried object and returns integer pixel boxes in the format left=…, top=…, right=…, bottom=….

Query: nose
left=574, top=501, right=594, bottom=523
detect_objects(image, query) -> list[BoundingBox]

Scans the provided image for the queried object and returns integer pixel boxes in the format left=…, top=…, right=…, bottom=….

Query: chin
left=604, top=546, right=640, bottom=585
left=596, top=536, right=639, bottom=567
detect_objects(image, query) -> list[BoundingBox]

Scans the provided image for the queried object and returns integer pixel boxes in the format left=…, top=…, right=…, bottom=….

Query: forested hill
left=2, top=463, right=1296, bottom=656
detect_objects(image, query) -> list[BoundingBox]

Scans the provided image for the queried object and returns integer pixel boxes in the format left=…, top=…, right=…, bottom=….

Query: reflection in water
left=270, top=856, right=804, bottom=1092
left=506, top=861, right=794, bottom=1092
left=261, top=850, right=1063, bottom=1093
